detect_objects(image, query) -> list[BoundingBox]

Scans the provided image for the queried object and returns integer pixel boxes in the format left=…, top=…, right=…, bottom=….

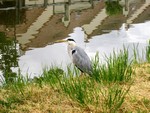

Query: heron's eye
left=72, top=50, right=76, bottom=55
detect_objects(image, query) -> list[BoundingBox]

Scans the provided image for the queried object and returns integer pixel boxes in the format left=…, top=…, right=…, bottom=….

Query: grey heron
left=55, top=38, right=92, bottom=75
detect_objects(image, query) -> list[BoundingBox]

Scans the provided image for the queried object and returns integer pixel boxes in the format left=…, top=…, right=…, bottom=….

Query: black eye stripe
left=72, top=50, right=76, bottom=54
left=67, top=38, right=76, bottom=42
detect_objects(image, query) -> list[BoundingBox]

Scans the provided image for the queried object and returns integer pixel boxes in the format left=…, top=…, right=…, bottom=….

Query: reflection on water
left=0, top=0, right=150, bottom=81
left=0, top=32, right=19, bottom=83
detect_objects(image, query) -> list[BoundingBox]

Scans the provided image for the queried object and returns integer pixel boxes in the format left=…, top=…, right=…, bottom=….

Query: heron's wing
left=72, top=46, right=92, bottom=74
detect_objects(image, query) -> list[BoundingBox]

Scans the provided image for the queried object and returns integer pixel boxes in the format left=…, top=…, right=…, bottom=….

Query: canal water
left=0, top=0, right=150, bottom=82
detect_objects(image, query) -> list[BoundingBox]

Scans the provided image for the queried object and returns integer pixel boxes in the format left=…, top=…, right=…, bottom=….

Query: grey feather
left=72, top=46, right=92, bottom=74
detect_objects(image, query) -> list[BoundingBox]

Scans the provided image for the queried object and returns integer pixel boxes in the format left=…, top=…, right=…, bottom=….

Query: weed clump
left=92, top=48, right=132, bottom=83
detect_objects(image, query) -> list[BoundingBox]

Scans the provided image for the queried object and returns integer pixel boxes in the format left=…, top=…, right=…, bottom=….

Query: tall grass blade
left=146, top=40, right=150, bottom=62
left=92, top=48, right=133, bottom=83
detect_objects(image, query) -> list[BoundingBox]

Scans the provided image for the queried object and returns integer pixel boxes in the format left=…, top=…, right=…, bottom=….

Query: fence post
left=44, top=0, right=48, bottom=7
left=89, top=0, right=94, bottom=8
left=15, top=0, right=20, bottom=24
left=64, top=2, right=69, bottom=21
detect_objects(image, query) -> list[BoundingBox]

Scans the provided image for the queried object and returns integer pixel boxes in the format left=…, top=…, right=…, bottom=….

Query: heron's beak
left=54, top=39, right=67, bottom=43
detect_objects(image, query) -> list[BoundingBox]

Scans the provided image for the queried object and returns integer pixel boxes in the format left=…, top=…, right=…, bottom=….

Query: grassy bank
left=0, top=48, right=150, bottom=113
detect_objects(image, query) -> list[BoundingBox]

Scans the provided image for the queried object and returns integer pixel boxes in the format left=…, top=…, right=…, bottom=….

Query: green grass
left=35, top=67, right=64, bottom=88
left=100, top=84, right=130, bottom=113
left=146, top=40, right=150, bottom=62
left=92, top=47, right=132, bottom=83
left=142, top=98, right=150, bottom=110
left=60, top=76, right=95, bottom=105
left=0, top=46, right=150, bottom=112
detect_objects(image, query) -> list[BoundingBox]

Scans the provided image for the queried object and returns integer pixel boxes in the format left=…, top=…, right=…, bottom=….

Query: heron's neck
left=68, top=42, right=76, bottom=49
left=67, top=43, right=76, bottom=58
left=68, top=44, right=76, bottom=52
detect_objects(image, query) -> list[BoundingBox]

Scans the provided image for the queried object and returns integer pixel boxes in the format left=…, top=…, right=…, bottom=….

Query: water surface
left=0, top=0, right=150, bottom=80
